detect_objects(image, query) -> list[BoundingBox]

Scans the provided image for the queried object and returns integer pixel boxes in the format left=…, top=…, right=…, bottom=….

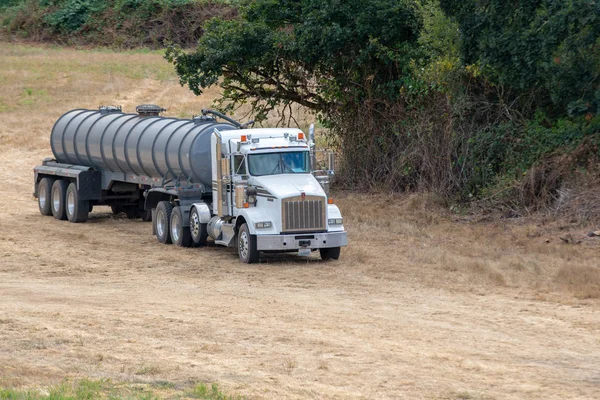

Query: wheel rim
left=239, top=230, right=249, bottom=259
left=157, top=211, right=165, bottom=238
left=39, top=185, right=47, bottom=209
left=67, top=191, right=75, bottom=216
left=52, top=187, right=60, bottom=212
left=190, top=210, right=200, bottom=239
left=171, top=213, right=180, bottom=242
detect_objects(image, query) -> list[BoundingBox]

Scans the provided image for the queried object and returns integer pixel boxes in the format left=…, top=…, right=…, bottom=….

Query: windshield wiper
left=270, top=157, right=283, bottom=174
left=282, top=161, right=295, bottom=173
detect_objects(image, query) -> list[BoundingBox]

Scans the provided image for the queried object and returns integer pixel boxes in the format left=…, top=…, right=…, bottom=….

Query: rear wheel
left=155, top=201, right=173, bottom=244
left=141, top=208, right=152, bottom=222
left=124, top=207, right=140, bottom=220
left=65, top=182, right=89, bottom=223
left=170, top=206, right=192, bottom=247
left=50, top=179, right=68, bottom=220
left=319, top=247, right=341, bottom=261
left=38, top=177, right=54, bottom=216
left=110, top=204, right=123, bottom=215
left=238, top=223, right=259, bottom=264
left=189, top=206, right=208, bottom=246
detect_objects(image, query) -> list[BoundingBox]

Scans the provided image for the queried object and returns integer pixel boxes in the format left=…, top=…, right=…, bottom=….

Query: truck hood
left=249, top=174, right=325, bottom=199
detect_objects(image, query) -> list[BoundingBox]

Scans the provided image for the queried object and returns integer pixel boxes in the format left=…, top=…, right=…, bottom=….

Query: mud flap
left=151, top=208, right=157, bottom=236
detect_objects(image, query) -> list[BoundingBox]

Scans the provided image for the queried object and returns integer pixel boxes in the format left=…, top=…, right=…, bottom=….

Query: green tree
left=166, top=0, right=423, bottom=121
left=440, top=0, right=600, bottom=117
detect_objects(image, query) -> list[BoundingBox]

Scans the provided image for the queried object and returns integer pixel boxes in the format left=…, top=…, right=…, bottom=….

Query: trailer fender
left=144, top=188, right=176, bottom=212
left=33, top=163, right=101, bottom=201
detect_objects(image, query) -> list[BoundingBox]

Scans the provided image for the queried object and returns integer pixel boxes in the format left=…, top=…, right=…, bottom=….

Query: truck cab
left=204, top=128, right=347, bottom=263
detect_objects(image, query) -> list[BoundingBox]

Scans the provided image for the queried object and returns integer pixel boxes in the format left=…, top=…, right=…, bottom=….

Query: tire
left=189, top=206, right=208, bottom=246
left=155, top=201, right=173, bottom=244
left=50, top=179, right=69, bottom=220
left=110, top=204, right=123, bottom=215
left=237, top=223, right=259, bottom=264
left=170, top=206, right=192, bottom=247
left=65, top=182, right=89, bottom=223
left=140, top=208, right=152, bottom=222
left=125, top=207, right=140, bottom=220
left=320, top=247, right=341, bottom=261
left=37, top=177, right=54, bottom=216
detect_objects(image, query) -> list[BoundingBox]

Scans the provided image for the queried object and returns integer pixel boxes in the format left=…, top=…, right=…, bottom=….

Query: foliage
left=0, top=379, right=242, bottom=399
left=44, top=0, right=106, bottom=33
left=440, top=0, right=600, bottom=118
left=0, top=0, right=236, bottom=48
left=166, top=0, right=424, bottom=121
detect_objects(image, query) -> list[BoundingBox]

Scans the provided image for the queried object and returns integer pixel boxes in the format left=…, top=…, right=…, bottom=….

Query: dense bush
left=440, top=0, right=600, bottom=119
left=0, top=0, right=237, bottom=47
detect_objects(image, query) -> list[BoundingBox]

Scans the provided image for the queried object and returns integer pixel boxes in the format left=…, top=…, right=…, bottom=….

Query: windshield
left=248, top=151, right=310, bottom=176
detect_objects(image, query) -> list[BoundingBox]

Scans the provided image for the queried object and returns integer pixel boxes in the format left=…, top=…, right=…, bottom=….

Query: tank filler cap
left=192, top=114, right=216, bottom=124
left=136, top=104, right=166, bottom=117
left=99, top=105, right=122, bottom=115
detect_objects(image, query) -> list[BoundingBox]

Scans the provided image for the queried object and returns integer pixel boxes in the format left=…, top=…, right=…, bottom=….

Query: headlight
left=328, top=218, right=343, bottom=225
left=255, top=221, right=272, bottom=229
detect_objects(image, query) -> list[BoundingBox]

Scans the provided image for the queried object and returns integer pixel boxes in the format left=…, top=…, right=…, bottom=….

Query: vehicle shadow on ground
left=85, top=211, right=326, bottom=265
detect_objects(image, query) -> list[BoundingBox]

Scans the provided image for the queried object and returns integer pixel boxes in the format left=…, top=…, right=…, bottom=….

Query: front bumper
left=256, top=231, right=347, bottom=251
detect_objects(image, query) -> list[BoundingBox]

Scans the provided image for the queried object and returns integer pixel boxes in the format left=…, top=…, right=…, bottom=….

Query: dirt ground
left=1, top=43, right=599, bottom=399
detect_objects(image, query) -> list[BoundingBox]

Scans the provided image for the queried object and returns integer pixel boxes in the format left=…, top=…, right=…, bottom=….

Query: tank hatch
left=136, top=104, right=166, bottom=117
left=99, top=105, right=122, bottom=115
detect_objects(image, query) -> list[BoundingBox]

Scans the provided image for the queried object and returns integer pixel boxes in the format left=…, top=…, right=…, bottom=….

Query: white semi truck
left=33, top=106, right=347, bottom=263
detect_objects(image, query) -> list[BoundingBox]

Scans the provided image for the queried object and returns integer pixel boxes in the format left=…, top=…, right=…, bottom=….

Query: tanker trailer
left=33, top=105, right=347, bottom=263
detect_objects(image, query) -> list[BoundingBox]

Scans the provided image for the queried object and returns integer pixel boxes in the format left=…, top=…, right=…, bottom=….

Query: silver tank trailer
left=50, top=107, right=236, bottom=186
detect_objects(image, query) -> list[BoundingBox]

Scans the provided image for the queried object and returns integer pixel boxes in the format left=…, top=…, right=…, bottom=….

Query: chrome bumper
left=256, top=231, right=347, bottom=251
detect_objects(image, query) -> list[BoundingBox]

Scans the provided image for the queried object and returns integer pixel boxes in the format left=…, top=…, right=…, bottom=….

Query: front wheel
left=170, top=206, right=192, bottom=247
left=237, top=223, right=259, bottom=264
left=320, top=247, right=341, bottom=261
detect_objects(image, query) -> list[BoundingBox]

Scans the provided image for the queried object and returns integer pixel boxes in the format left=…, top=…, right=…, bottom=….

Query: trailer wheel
left=170, top=206, right=192, bottom=247
left=37, top=177, right=54, bottom=216
left=50, top=179, right=69, bottom=220
left=189, top=206, right=208, bottom=247
left=125, top=207, right=140, bottom=220
left=141, top=208, right=152, bottom=222
left=238, top=223, right=259, bottom=264
left=110, top=204, right=123, bottom=215
left=65, top=182, right=89, bottom=223
left=155, top=201, right=173, bottom=244
left=319, top=247, right=341, bottom=261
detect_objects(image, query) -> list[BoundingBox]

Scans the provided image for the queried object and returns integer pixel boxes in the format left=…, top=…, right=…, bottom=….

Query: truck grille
left=282, top=195, right=326, bottom=232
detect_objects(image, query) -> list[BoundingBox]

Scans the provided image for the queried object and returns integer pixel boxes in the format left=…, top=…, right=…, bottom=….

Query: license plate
left=298, top=248, right=311, bottom=257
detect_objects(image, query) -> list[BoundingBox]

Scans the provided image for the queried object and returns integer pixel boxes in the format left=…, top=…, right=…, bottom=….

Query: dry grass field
left=1, top=42, right=599, bottom=399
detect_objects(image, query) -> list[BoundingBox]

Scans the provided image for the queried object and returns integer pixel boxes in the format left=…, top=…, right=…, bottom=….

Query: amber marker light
left=327, top=198, right=334, bottom=204
left=243, top=202, right=250, bottom=208
left=298, top=132, right=305, bottom=140
left=241, top=135, right=247, bottom=142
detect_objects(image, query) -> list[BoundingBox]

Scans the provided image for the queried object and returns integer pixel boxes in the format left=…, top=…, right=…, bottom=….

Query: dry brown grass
left=338, top=191, right=600, bottom=300
left=0, top=42, right=313, bottom=149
